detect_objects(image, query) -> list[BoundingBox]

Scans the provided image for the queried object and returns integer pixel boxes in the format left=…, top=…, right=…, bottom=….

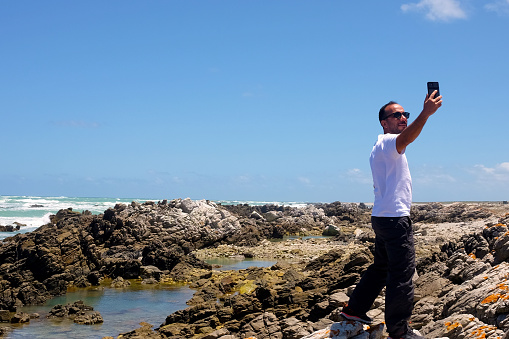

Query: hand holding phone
left=427, top=82, right=440, bottom=98
left=423, top=81, right=442, bottom=116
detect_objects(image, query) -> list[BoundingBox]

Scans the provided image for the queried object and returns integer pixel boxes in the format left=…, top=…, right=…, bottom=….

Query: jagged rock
left=281, top=316, right=315, bottom=338
left=74, top=311, right=103, bottom=325
left=323, top=225, right=341, bottom=236
left=440, top=262, right=509, bottom=329
left=445, top=250, right=491, bottom=283
left=108, top=322, right=164, bottom=338
left=140, top=265, right=164, bottom=281
left=250, top=211, right=264, bottom=220
left=0, top=310, right=11, bottom=322
left=301, top=321, right=365, bottom=339
left=73, top=275, right=92, bottom=288
left=201, top=327, right=230, bottom=339
left=421, top=313, right=506, bottom=339
left=328, top=291, right=349, bottom=309
left=1, top=200, right=509, bottom=338
left=0, top=225, right=21, bottom=232
left=239, top=312, right=282, bottom=339
left=264, top=211, right=282, bottom=222
left=414, top=271, right=453, bottom=301
left=492, top=230, right=509, bottom=263
left=411, top=202, right=493, bottom=223
left=47, top=300, right=103, bottom=325
left=0, top=199, right=242, bottom=310
left=110, top=276, right=131, bottom=288
left=10, top=312, right=30, bottom=323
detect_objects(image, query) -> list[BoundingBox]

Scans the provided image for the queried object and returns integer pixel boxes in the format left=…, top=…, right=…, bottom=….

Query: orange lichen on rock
left=444, top=321, right=461, bottom=331
left=470, top=325, right=498, bottom=339
left=487, top=223, right=506, bottom=229
left=481, top=293, right=501, bottom=303
left=469, top=253, right=477, bottom=259
left=496, top=283, right=508, bottom=291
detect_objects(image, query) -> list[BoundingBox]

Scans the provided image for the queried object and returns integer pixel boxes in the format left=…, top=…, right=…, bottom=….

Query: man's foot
left=388, top=329, right=425, bottom=339
left=339, top=305, right=373, bottom=324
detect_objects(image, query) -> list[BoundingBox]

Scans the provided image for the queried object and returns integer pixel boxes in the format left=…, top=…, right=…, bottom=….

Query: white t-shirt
left=370, top=133, right=412, bottom=217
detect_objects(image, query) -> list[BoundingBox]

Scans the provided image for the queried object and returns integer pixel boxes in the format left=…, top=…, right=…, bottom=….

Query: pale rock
left=250, top=211, right=264, bottom=220
left=264, top=211, right=282, bottom=222
left=421, top=313, right=506, bottom=338
left=239, top=312, right=282, bottom=339
left=301, top=321, right=365, bottom=339
left=328, top=292, right=349, bottom=309
left=354, top=229, right=363, bottom=238
left=180, top=198, right=198, bottom=213
left=281, top=316, right=315, bottom=338
left=202, top=327, right=230, bottom=339
left=493, top=231, right=509, bottom=262
left=110, top=276, right=131, bottom=288
left=323, top=225, right=341, bottom=236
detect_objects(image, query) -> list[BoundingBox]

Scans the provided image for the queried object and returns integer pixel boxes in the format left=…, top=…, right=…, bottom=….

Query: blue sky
left=1, top=0, right=508, bottom=203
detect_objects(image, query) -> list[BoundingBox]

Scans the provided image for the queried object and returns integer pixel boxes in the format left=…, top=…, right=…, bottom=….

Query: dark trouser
left=348, top=216, right=415, bottom=337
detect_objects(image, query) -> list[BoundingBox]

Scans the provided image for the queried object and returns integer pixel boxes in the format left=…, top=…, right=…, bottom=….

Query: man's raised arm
left=396, top=91, right=443, bottom=154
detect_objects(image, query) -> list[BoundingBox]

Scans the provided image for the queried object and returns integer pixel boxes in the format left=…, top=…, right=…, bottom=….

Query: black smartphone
left=427, top=82, right=440, bottom=98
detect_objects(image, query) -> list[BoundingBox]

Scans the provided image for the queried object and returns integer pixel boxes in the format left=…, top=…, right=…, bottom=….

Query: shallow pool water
left=3, top=259, right=275, bottom=338
left=4, top=282, right=193, bottom=339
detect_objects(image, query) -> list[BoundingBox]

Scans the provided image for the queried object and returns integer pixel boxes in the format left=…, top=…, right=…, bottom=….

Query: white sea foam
left=0, top=196, right=143, bottom=240
left=0, top=212, right=52, bottom=227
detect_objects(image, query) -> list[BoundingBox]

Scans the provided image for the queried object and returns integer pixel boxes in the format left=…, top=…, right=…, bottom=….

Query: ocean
left=0, top=195, right=309, bottom=241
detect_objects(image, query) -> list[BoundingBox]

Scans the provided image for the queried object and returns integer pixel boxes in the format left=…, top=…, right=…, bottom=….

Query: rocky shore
left=0, top=199, right=508, bottom=338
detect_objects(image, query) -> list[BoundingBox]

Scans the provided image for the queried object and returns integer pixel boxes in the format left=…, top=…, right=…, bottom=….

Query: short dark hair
left=379, top=101, right=398, bottom=122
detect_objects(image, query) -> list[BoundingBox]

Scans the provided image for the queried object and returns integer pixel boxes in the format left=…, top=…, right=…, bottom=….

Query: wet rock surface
left=0, top=199, right=508, bottom=338
left=48, top=300, right=104, bottom=325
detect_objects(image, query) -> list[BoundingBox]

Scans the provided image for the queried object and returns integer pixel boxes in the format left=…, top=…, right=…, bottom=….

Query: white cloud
left=401, top=0, right=467, bottom=21
left=232, top=175, right=254, bottom=185
left=414, top=172, right=457, bottom=185
left=345, top=168, right=372, bottom=185
left=298, top=176, right=312, bottom=185
left=471, top=162, right=509, bottom=185
left=412, top=165, right=457, bottom=191
left=172, top=176, right=184, bottom=184
left=485, top=0, right=509, bottom=15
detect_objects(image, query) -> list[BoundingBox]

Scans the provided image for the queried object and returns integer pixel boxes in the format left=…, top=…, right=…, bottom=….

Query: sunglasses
left=383, top=112, right=410, bottom=120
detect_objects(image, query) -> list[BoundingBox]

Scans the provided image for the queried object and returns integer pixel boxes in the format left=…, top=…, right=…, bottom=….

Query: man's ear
left=380, top=119, right=387, bottom=130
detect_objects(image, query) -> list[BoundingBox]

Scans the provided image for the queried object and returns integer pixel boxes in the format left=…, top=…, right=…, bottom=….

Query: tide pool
left=3, top=259, right=277, bottom=339
left=4, top=282, right=195, bottom=339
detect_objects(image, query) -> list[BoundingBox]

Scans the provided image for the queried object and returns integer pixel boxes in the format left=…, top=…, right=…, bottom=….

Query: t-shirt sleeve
left=381, top=134, right=402, bottom=159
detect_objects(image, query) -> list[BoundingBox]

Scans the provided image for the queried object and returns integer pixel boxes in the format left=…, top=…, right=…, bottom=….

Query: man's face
left=381, top=104, right=408, bottom=134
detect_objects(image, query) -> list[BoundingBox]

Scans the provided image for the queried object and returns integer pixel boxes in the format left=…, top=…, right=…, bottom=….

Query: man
left=340, top=90, right=443, bottom=339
